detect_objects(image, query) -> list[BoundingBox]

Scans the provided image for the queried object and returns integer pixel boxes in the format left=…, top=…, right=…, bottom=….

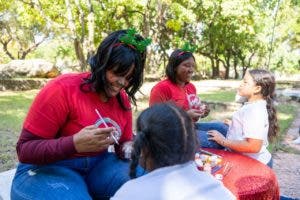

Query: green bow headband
left=119, top=28, right=152, bottom=53
left=181, top=42, right=197, bottom=53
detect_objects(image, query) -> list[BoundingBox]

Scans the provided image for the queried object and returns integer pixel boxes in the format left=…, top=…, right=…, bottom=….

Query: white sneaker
left=292, top=137, right=300, bottom=144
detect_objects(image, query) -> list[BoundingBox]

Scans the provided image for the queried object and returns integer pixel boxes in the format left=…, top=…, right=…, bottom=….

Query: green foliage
left=0, top=0, right=299, bottom=76
left=166, top=19, right=182, bottom=32
left=27, top=38, right=76, bottom=63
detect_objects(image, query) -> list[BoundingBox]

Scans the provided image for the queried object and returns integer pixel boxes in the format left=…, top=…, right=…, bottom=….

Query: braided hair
left=129, top=103, right=199, bottom=178
left=248, top=69, right=279, bottom=142
left=81, top=29, right=147, bottom=109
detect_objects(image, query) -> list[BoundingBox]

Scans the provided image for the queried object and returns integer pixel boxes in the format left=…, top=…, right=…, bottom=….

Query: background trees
left=0, top=0, right=299, bottom=78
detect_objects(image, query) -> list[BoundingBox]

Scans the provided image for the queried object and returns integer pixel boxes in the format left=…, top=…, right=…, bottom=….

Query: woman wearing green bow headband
left=11, top=29, right=150, bottom=200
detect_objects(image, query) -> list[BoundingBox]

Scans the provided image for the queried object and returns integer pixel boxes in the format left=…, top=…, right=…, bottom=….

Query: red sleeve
left=17, top=128, right=76, bottom=165
left=149, top=83, right=171, bottom=106
left=23, top=80, right=69, bottom=138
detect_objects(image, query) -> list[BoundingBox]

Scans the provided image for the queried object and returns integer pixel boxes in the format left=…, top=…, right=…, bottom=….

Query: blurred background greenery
left=0, top=0, right=299, bottom=78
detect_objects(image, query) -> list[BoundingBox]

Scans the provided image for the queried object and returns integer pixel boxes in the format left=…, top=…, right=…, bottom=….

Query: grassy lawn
left=0, top=90, right=39, bottom=171
left=0, top=90, right=39, bottom=132
left=198, top=89, right=236, bottom=103
left=0, top=87, right=298, bottom=172
left=270, top=104, right=299, bottom=153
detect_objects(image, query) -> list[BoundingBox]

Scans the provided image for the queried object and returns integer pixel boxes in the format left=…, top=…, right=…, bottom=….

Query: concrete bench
left=0, top=169, right=16, bottom=200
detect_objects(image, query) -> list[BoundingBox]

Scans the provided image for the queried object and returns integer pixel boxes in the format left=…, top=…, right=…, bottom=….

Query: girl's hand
left=223, top=119, right=232, bottom=126
left=207, top=130, right=226, bottom=146
left=73, top=125, right=115, bottom=153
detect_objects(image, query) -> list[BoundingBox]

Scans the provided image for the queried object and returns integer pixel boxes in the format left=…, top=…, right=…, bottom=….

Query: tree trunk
left=86, top=0, right=95, bottom=60
left=233, top=56, right=239, bottom=79
left=65, top=0, right=86, bottom=71
left=0, top=38, right=15, bottom=60
left=210, top=58, right=218, bottom=78
left=74, top=39, right=86, bottom=72
left=224, top=51, right=231, bottom=79
left=146, top=1, right=167, bottom=76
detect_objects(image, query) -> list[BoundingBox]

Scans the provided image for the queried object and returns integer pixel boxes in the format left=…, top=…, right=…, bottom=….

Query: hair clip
left=178, top=51, right=185, bottom=56
left=119, top=28, right=152, bottom=53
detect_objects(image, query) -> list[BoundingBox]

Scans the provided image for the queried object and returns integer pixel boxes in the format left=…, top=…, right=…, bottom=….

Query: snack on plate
left=194, top=150, right=222, bottom=174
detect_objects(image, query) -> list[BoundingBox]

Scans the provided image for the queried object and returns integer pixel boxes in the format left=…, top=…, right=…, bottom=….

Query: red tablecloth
left=205, top=149, right=279, bottom=200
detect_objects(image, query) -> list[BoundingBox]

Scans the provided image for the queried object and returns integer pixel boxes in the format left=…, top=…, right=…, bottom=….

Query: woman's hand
left=187, top=109, right=202, bottom=122
left=199, top=103, right=210, bottom=118
left=207, top=130, right=226, bottom=146
left=73, top=125, right=115, bottom=153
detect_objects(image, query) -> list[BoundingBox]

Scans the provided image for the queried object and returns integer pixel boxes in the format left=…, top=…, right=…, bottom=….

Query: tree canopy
left=0, top=0, right=299, bottom=78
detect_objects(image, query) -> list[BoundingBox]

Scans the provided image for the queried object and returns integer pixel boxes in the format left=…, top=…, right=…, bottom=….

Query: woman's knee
left=11, top=164, right=91, bottom=200
left=87, top=154, right=130, bottom=197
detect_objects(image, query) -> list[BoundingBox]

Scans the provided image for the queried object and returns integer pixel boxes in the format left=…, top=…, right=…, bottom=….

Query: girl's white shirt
left=226, top=100, right=271, bottom=164
left=111, top=162, right=235, bottom=200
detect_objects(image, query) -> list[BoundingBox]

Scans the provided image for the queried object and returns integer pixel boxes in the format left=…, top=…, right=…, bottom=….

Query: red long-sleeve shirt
left=17, top=73, right=133, bottom=164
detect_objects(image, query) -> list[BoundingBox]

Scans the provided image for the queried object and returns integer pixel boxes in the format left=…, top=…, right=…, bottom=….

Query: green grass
left=0, top=90, right=38, bottom=171
left=198, top=89, right=236, bottom=103
left=0, top=90, right=38, bottom=132
left=269, top=103, right=299, bottom=153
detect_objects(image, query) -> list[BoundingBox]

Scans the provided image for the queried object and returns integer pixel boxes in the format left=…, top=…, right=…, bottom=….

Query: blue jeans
left=195, top=122, right=228, bottom=149
left=267, top=158, right=273, bottom=168
left=11, top=152, right=145, bottom=200
left=280, top=196, right=299, bottom=200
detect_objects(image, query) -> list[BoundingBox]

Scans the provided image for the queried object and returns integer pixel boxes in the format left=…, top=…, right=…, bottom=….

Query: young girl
left=208, top=69, right=279, bottom=167
left=112, top=103, right=235, bottom=200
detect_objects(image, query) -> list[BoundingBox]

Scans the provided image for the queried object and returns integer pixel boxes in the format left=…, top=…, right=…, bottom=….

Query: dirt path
left=273, top=109, right=300, bottom=199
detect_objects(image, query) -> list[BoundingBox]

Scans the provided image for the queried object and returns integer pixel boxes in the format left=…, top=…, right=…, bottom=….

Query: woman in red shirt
left=149, top=49, right=228, bottom=149
left=11, top=29, right=150, bottom=200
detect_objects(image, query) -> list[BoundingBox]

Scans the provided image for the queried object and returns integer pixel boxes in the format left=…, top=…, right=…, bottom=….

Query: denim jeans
left=266, top=157, right=273, bottom=168
left=11, top=152, right=145, bottom=200
left=195, top=122, right=229, bottom=149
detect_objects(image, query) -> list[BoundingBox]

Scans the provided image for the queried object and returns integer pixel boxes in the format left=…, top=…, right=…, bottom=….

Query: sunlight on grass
left=268, top=103, right=298, bottom=152
left=278, top=113, right=293, bottom=120
left=198, top=90, right=236, bottom=102
left=0, top=93, right=35, bottom=132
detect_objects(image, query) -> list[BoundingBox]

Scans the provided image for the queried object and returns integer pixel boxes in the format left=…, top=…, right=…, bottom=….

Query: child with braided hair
left=112, top=103, right=235, bottom=200
left=208, top=69, right=279, bottom=167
